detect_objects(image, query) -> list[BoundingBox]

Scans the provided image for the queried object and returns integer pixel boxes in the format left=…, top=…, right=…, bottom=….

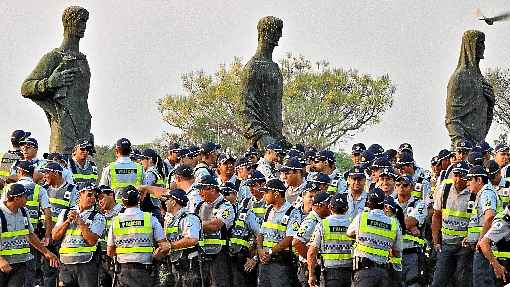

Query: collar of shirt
left=272, top=201, right=292, bottom=214
left=369, top=209, right=386, bottom=216
left=123, top=206, right=143, bottom=215
left=210, top=194, right=225, bottom=206
left=78, top=206, right=95, bottom=215
left=72, top=157, right=91, bottom=170
left=348, top=190, right=367, bottom=201
left=0, top=201, right=18, bottom=215
left=115, top=156, right=132, bottom=164
left=329, top=213, right=349, bottom=221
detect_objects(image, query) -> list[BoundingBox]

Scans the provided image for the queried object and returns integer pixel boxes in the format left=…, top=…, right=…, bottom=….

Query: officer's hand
left=44, top=251, right=60, bottom=268
left=308, top=274, right=318, bottom=287
left=0, top=258, right=12, bottom=273
left=67, top=210, right=78, bottom=223
left=244, top=258, right=257, bottom=272
left=48, top=68, right=79, bottom=89
left=492, top=260, right=508, bottom=282
left=433, top=243, right=441, bottom=253
left=259, top=250, right=270, bottom=265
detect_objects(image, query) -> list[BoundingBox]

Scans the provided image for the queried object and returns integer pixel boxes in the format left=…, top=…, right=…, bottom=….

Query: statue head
left=62, top=6, right=89, bottom=38
left=257, top=16, right=283, bottom=48
left=457, top=30, right=485, bottom=70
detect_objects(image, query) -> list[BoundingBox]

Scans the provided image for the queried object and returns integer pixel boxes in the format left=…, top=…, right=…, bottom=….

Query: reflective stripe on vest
left=403, top=234, right=426, bottom=246
left=110, top=163, right=143, bottom=190
left=26, top=184, right=41, bottom=224
left=320, top=219, right=353, bottom=263
left=494, top=251, right=510, bottom=258
left=60, top=223, right=98, bottom=264
left=73, top=173, right=98, bottom=180
left=355, top=211, right=397, bottom=258
left=251, top=207, right=267, bottom=215
left=113, top=212, right=154, bottom=254
left=0, top=229, right=30, bottom=256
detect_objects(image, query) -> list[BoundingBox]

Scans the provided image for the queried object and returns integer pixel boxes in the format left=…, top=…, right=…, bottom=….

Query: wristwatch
left=268, top=248, right=273, bottom=255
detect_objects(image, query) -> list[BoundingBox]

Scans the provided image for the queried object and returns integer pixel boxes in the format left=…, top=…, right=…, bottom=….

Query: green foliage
left=486, top=68, right=510, bottom=132
left=92, top=145, right=115, bottom=176
left=158, top=53, right=396, bottom=153
left=335, top=150, right=354, bottom=172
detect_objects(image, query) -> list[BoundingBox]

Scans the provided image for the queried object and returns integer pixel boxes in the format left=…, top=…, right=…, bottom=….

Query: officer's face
left=263, top=190, right=276, bottom=205
left=236, top=166, right=251, bottom=180
left=349, top=177, right=366, bottom=192
left=74, top=147, right=89, bottom=161
left=167, top=151, right=178, bottom=162
left=218, top=161, right=235, bottom=177
left=79, top=190, right=97, bottom=209
left=377, top=175, right=395, bottom=193
left=21, top=144, right=37, bottom=160
left=250, top=182, right=264, bottom=199
left=13, top=195, right=27, bottom=208
left=455, top=150, right=469, bottom=161
left=282, top=170, right=302, bottom=186
left=198, top=187, right=218, bottom=203
left=399, top=164, right=414, bottom=175
left=98, top=192, right=115, bottom=212
left=303, top=191, right=316, bottom=212
left=495, top=151, right=510, bottom=168
left=224, top=192, right=237, bottom=205
left=440, top=159, right=450, bottom=170
left=351, top=153, right=362, bottom=165
left=467, top=177, right=484, bottom=193
left=396, top=181, right=412, bottom=197
left=452, top=173, right=468, bottom=190
left=140, top=158, right=151, bottom=170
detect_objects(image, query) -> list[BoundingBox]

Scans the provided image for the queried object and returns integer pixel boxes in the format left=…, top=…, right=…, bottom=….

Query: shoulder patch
left=292, top=222, right=300, bottom=232
left=222, top=209, right=230, bottom=219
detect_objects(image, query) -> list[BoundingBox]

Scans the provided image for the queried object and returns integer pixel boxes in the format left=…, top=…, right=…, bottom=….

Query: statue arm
left=21, top=51, right=60, bottom=99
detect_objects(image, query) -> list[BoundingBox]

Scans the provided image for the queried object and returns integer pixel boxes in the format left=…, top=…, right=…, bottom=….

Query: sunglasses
left=79, top=147, right=89, bottom=152
left=396, top=183, right=410, bottom=187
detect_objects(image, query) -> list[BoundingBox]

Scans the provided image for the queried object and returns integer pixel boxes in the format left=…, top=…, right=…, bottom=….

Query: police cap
left=5, top=183, right=26, bottom=198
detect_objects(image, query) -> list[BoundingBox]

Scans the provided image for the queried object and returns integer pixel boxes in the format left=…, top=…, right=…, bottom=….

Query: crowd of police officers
left=2, top=129, right=510, bottom=287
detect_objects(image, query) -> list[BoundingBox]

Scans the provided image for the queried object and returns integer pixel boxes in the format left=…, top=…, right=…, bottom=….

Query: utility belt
left=120, top=262, right=154, bottom=271
left=353, top=257, right=390, bottom=271
left=269, top=250, right=293, bottom=265
left=403, top=247, right=423, bottom=255
left=201, top=246, right=228, bottom=261
left=168, top=253, right=200, bottom=272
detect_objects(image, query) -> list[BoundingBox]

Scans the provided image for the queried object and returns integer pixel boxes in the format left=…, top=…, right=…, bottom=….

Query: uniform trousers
left=118, top=263, right=155, bottom=287
left=257, top=262, right=294, bottom=287
left=0, top=263, right=26, bottom=287
left=162, top=258, right=202, bottom=287
left=320, top=266, right=351, bottom=287
left=431, top=244, right=473, bottom=287
left=472, top=251, right=496, bottom=287
left=59, top=261, right=98, bottom=287
left=230, top=254, right=256, bottom=287
left=403, top=253, right=420, bottom=287
left=352, top=266, right=390, bottom=287
left=201, top=250, right=232, bottom=287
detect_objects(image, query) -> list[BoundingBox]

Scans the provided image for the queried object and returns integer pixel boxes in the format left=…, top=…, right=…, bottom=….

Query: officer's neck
left=169, top=205, right=182, bottom=216
left=397, top=193, right=410, bottom=203
left=272, top=198, right=285, bottom=210
left=79, top=203, right=92, bottom=212
left=73, top=155, right=87, bottom=167
left=49, top=176, right=65, bottom=188
left=4, top=201, right=18, bottom=213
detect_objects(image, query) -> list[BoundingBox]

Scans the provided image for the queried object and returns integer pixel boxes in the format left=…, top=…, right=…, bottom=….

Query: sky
left=1, top=0, right=509, bottom=167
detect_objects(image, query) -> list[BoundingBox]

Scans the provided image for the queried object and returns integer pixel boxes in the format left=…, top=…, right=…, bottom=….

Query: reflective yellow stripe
left=59, top=246, right=97, bottom=254
left=113, top=213, right=152, bottom=235
left=0, top=248, right=31, bottom=256
left=263, top=241, right=277, bottom=248
left=442, top=208, right=471, bottom=219
left=494, top=251, right=510, bottom=258
left=355, top=243, right=389, bottom=257
left=500, top=196, right=510, bottom=204
left=49, top=197, right=70, bottom=207
left=0, top=229, right=29, bottom=238
left=359, top=211, right=397, bottom=239
left=441, top=227, right=467, bottom=236
left=66, top=228, right=82, bottom=236
left=198, top=239, right=227, bottom=246
left=251, top=208, right=266, bottom=215
left=321, top=253, right=353, bottom=260
left=26, top=184, right=41, bottom=207
left=261, top=222, right=286, bottom=232
left=403, top=234, right=426, bottom=245
left=442, top=178, right=454, bottom=185
left=116, top=246, right=154, bottom=254
left=390, top=256, right=402, bottom=265
left=73, top=174, right=98, bottom=180
left=0, top=171, right=9, bottom=177
left=230, top=238, right=250, bottom=247
left=468, top=226, right=482, bottom=234
left=29, top=218, right=38, bottom=224
left=327, top=186, right=338, bottom=193
left=166, top=227, right=178, bottom=234
left=235, top=220, right=245, bottom=227
left=411, top=191, right=422, bottom=198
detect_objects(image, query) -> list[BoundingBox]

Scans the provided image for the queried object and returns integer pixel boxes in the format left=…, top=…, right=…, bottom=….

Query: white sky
left=1, top=1, right=509, bottom=167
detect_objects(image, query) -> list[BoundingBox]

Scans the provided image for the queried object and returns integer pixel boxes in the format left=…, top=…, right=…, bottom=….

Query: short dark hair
left=118, top=146, right=131, bottom=156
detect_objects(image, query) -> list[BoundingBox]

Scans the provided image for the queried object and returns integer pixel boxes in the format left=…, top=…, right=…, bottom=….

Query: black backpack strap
left=467, top=192, right=477, bottom=214
left=0, top=209, right=7, bottom=232
left=408, top=197, right=418, bottom=209
left=264, top=205, right=274, bottom=222
left=195, top=201, right=205, bottom=215
left=505, top=181, right=510, bottom=188
left=63, top=208, right=71, bottom=221
left=68, top=158, right=78, bottom=174
left=241, top=197, right=251, bottom=212
left=442, top=183, right=452, bottom=210
left=88, top=210, right=98, bottom=221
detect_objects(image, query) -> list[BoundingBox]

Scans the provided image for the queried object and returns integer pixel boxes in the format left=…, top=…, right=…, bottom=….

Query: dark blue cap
left=455, top=139, right=473, bottom=151
left=348, top=165, right=366, bottom=178
left=437, top=149, right=451, bottom=161
left=304, top=150, right=317, bottom=161
left=266, top=143, right=284, bottom=154
left=20, top=137, right=38, bottom=148
left=368, top=187, right=386, bottom=205
left=397, top=174, right=414, bottom=184
left=41, top=161, right=63, bottom=173
left=302, top=182, right=320, bottom=193
left=397, top=153, right=415, bottom=166
left=467, top=151, right=483, bottom=167
left=167, top=143, right=181, bottom=151
left=316, top=150, right=336, bottom=164
left=360, top=150, right=375, bottom=165
left=116, top=138, right=131, bottom=149
left=495, top=143, right=509, bottom=153
left=11, top=130, right=31, bottom=142
left=431, top=156, right=439, bottom=166
left=379, top=167, right=397, bottom=179
left=195, top=174, right=219, bottom=189
left=330, top=192, right=348, bottom=210
left=452, top=161, right=469, bottom=175
left=75, top=139, right=93, bottom=149
left=97, top=185, right=114, bottom=195
left=235, top=156, right=252, bottom=168
left=185, top=146, right=200, bottom=157
left=121, top=185, right=139, bottom=202
left=220, top=182, right=238, bottom=195
left=80, top=184, right=99, bottom=193
left=141, top=148, right=158, bottom=160
left=368, top=144, right=384, bottom=157
left=218, top=153, right=236, bottom=165
left=398, top=143, right=413, bottom=153
left=200, top=141, right=221, bottom=154
left=484, top=160, right=500, bottom=176
left=313, top=192, right=332, bottom=205
left=245, top=170, right=266, bottom=186
left=279, top=157, right=303, bottom=172
left=260, top=178, right=286, bottom=194
left=352, top=143, right=366, bottom=154
left=289, top=144, right=305, bottom=154
left=16, top=160, right=34, bottom=174
left=166, top=188, right=189, bottom=206
left=309, top=172, right=331, bottom=185
left=477, top=141, right=492, bottom=154
left=5, top=183, right=26, bottom=198
left=170, top=164, right=194, bottom=178
left=244, top=146, right=259, bottom=157
left=285, top=149, right=303, bottom=160
left=383, top=149, right=398, bottom=161
left=372, top=158, right=392, bottom=169
left=466, top=165, right=488, bottom=179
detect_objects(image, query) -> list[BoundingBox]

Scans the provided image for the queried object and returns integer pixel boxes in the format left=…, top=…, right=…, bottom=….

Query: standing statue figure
left=445, top=30, right=494, bottom=146
left=241, top=16, right=288, bottom=148
left=21, top=6, right=93, bottom=154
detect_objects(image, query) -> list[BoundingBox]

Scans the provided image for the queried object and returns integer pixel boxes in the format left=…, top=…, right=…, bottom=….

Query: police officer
left=97, top=185, right=123, bottom=287
left=257, top=143, right=284, bottom=180
left=347, top=187, right=402, bottom=287
left=377, top=167, right=398, bottom=198
left=181, top=146, right=200, bottom=168
left=464, top=165, right=500, bottom=287
left=139, top=148, right=168, bottom=223
left=369, top=158, right=393, bottom=192
left=307, top=192, right=352, bottom=287
left=436, top=149, right=452, bottom=189
left=314, top=150, right=347, bottom=194
left=68, top=139, right=98, bottom=191
left=164, top=143, right=181, bottom=172
left=485, top=160, right=510, bottom=208
left=479, top=205, right=510, bottom=286
left=397, top=153, right=432, bottom=204
left=51, top=184, right=105, bottom=287
left=431, top=161, right=473, bottom=287
left=194, top=174, right=235, bottom=286
left=346, top=165, right=368, bottom=219
left=0, top=183, right=60, bottom=287
left=0, top=130, right=30, bottom=183
left=351, top=143, right=366, bottom=165
left=395, top=175, right=427, bottom=287
left=296, top=182, right=321, bottom=216
left=194, top=141, right=221, bottom=181
left=222, top=182, right=260, bottom=287
left=281, top=157, right=306, bottom=206
left=235, top=156, right=256, bottom=204
left=293, top=192, right=331, bottom=287
left=161, top=188, right=201, bottom=287
left=216, top=154, right=238, bottom=186
left=40, top=161, right=79, bottom=287
left=494, top=144, right=510, bottom=178
left=244, top=170, right=268, bottom=225
left=170, top=164, right=202, bottom=212
left=256, top=178, right=302, bottom=287
left=100, top=138, right=145, bottom=203
left=107, top=185, right=170, bottom=287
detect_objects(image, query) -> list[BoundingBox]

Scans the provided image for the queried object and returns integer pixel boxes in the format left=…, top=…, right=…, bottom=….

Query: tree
left=485, top=68, right=510, bottom=132
left=158, top=53, right=396, bottom=153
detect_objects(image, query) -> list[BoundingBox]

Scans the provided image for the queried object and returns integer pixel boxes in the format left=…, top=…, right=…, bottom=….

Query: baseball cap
left=97, top=185, right=114, bottom=195
left=116, top=138, right=131, bottom=149
left=20, top=137, right=38, bottom=148
left=260, top=178, right=286, bottom=194
left=200, top=141, right=221, bottom=154
left=437, top=149, right=451, bottom=161
left=315, top=150, right=336, bottom=164
left=279, top=157, right=303, bottom=172
left=455, top=139, right=473, bottom=152
left=398, top=143, right=413, bottom=153
left=308, top=172, right=331, bottom=185
left=302, top=182, right=320, bottom=194
left=431, top=156, right=439, bottom=166
left=165, top=188, right=189, bottom=206
left=40, top=161, right=63, bottom=173
left=312, top=192, right=331, bottom=205
left=5, top=183, right=26, bottom=198
left=397, top=174, right=414, bottom=185
left=484, top=160, right=501, bottom=177
left=396, top=153, right=414, bottom=166
left=185, top=146, right=200, bottom=158
left=16, top=160, right=34, bottom=174
left=372, top=158, right=392, bottom=169
left=451, top=161, right=469, bottom=175
left=495, top=143, right=509, bottom=153
left=244, top=147, right=259, bottom=157
left=121, top=185, right=140, bottom=203
left=382, top=149, right=398, bottom=162
left=348, top=165, right=366, bottom=179
left=75, top=139, right=93, bottom=149
left=11, top=130, right=31, bottom=143
left=141, top=148, right=158, bottom=160
left=465, top=165, right=488, bottom=179
left=384, top=196, right=398, bottom=214
left=367, top=144, right=384, bottom=157
left=220, top=182, right=238, bottom=196
left=360, top=150, right=375, bottom=166
left=245, top=170, right=266, bottom=186
left=367, top=187, right=386, bottom=205
left=352, top=143, right=366, bottom=155
left=329, top=192, right=348, bottom=210
left=194, top=174, right=219, bottom=189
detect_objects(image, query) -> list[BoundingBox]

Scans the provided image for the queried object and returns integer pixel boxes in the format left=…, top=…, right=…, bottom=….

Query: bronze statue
left=21, top=6, right=92, bottom=154
left=241, top=16, right=288, bottom=148
left=445, top=30, right=494, bottom=146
